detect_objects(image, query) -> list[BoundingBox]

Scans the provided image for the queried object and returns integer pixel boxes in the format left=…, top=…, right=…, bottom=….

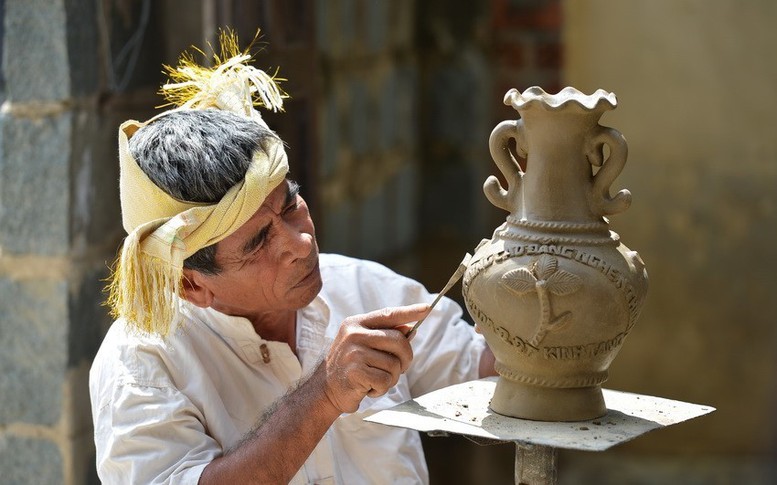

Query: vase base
left=490, top=377, right=607, bottom=422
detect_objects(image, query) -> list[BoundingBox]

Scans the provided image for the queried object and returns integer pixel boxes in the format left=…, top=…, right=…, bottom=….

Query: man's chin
left=293, top=261, right=323, bottom=305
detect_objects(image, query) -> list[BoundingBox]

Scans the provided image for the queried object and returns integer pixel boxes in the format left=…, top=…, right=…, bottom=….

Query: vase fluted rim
left=504, top=86, right=617, bottom=112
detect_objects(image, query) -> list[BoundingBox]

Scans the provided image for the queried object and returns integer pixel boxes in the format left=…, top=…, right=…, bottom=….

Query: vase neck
left=517, top=110, right=602, bottom=223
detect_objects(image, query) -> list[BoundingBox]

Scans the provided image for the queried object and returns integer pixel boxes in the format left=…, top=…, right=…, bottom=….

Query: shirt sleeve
left=92, top=379, right=220, bottom=485
left=406, top=291, right=487, bottom=396
left=332, top=256, right=487, bottom=396
left=90, top=327, right=224, bottom=485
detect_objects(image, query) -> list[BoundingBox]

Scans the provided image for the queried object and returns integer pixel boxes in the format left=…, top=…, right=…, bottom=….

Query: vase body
left=462, top=87, right=648, bottom=421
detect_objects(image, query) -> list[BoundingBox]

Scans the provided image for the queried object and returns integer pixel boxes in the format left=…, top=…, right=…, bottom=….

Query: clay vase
left=462, top=86, right=648, bottom=421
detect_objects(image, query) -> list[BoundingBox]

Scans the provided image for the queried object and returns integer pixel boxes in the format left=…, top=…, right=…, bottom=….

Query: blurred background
left=1, top=0, right=775, bottom=483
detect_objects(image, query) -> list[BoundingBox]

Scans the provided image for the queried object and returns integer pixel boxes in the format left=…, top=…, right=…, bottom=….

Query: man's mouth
left=294, top=258, right=320, bottom=288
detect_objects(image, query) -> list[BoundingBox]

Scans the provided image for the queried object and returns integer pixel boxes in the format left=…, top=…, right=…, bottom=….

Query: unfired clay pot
left=462, top=86, right=649, bottom=421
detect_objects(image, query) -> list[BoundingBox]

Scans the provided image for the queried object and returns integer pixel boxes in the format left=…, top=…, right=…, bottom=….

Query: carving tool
left=406, top=253, right=472, bottom=339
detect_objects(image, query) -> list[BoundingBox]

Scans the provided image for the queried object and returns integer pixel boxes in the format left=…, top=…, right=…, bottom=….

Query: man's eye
left=283, top=202, right=299, bottom=215
left=248, top=228, right=270, bottom=255
left=245, top=244, right=262, bottom=260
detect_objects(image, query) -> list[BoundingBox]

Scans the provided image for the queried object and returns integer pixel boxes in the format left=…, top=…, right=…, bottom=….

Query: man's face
left=197, top=179, right=322, bottom=322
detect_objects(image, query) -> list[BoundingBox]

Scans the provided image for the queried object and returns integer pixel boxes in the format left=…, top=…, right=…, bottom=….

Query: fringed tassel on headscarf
left=106, top=234, right=183, bottom=337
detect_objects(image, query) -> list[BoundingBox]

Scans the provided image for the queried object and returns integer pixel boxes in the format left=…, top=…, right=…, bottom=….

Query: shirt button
left=260, top=343, right=271, bottom=363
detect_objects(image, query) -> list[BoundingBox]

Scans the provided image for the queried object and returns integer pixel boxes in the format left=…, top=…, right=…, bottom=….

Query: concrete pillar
left=0, top=1, right=118, bottom=483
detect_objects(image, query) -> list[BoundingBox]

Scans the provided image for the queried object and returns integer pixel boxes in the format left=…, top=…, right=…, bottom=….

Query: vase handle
left=587, top=127, right=632, bottom=216
left=485, top=119, right=525, bottom=212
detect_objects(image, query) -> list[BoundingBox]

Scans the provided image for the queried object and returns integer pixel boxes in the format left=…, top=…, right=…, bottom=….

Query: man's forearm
left=199, top=364, right=341, bottom=484
left=198, top=304, right=424, bottom=484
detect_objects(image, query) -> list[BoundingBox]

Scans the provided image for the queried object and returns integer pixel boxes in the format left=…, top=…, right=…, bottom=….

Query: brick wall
left=0, top=1, right=106, bottom=483
left=492, top=0, right=563, bottom=123
left=0, top=1, right=166, bottom=483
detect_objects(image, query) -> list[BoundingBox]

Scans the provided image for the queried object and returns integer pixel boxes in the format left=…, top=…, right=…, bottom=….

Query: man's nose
left=277, top=220, right=313, bottom=264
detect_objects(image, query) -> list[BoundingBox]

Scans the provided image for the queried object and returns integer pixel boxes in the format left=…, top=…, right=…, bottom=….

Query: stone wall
left=563, top=0, right=777, bottom=481
left=0, top=1, right=166, bottom=483
left=1, top=1, right=107, bottom=483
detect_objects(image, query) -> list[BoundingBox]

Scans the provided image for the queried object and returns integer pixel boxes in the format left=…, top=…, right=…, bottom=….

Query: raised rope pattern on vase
left=506, top=215, right=609, bottom=232
left=494, top=360, right=609, bottom=388
left=495, top=228, right=620, bottom=246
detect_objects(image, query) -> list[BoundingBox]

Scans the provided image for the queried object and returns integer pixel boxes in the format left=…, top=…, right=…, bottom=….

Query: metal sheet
left=364, top=377, right=715, bottom=452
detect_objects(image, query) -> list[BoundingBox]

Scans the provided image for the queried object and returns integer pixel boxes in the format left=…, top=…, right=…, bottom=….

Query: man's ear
left=181, top=268, right=215, bottom=308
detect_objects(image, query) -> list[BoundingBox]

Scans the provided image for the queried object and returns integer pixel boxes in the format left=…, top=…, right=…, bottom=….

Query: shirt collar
left=296, top=292, right=332, bottom=354
left=180, top=301, right=260, bottom=342
left=179, top=294, right=333, bottom=348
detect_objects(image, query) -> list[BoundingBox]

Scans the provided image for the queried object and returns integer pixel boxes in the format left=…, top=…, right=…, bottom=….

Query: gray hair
left=128, top=109, right=278, bottom=274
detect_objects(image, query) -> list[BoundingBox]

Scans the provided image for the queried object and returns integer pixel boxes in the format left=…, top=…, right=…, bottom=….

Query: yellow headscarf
left=107, top=31, right=289, bottom=336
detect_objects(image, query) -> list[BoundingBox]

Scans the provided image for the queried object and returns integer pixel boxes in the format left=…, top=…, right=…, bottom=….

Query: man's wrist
left=305, top=362, right=348, bottom=418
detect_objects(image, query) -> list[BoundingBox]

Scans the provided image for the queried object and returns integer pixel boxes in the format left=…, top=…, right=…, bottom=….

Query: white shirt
left=90, top=254, right=486, bottom=484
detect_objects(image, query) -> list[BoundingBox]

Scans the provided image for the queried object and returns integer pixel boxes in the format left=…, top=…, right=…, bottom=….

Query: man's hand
left=321, top=304, right=430, bottom=413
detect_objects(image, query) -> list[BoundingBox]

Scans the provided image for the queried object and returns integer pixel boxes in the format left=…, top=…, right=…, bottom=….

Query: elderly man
left=90, top=36, right=495, bottom=485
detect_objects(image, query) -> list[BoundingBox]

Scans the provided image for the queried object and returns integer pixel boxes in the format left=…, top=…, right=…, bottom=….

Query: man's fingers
left=329, top=351, right=400, bottom=404
left=364, top=349, right=402, bottom=381
left=362, top=355, right=401, bottom=397
left=357, top=304, right=431, bottom=330
left=363, top=369, right=395, bottom=397
left=324, top=305, right=428, bottom=412
left=393, top=323, right=414, bottom=337
left=349, top=330, right=413, bottom=373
